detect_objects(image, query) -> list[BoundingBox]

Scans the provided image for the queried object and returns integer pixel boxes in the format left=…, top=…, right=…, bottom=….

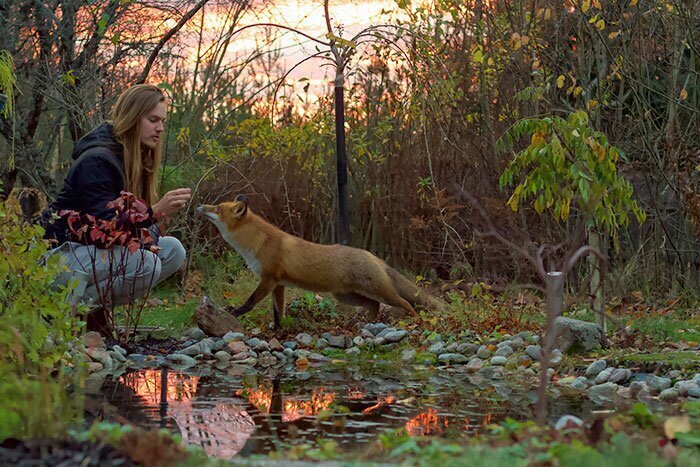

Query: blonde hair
left=111, top=84, right=165, bottom=205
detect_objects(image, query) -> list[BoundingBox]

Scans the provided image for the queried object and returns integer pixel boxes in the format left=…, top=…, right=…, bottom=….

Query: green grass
left=615, top=351, right=700, bottom=371
left=630, top=316, right=700, bottom=343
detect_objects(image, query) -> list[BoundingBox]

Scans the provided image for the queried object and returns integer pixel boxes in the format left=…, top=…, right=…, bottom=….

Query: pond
left=88, top=363, right=607, bottom=460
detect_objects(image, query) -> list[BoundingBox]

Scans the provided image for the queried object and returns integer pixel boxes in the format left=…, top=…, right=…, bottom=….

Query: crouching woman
left=40, top=84, right=190, bottom=333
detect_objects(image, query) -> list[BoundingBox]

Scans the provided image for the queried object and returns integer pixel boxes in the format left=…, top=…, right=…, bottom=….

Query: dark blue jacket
left=40, top=123, right=159, bottom=246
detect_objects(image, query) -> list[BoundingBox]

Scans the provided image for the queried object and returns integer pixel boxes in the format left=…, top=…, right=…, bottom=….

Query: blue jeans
left=51, top=236, right=186, bottom=307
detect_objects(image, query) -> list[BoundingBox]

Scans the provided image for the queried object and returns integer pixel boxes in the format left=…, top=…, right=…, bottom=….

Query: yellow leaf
left=595, top=19, right=605, bottom=31
left=582, top=0, right=590, bottom=13
left=544, top=8, right=552, bottom=20
left=574, top=86, right=583, bottom=97
left=511, top=32, right=522, bottom=50
left=631, top=0, right=639, bottom=5
left=592, top=0, right=601, bottom=9
left=596, top=144, right=606, bottom=162
left=222, top=290, right=236, bottom=299
left=664, top=416, right=691, bottom=440
left=557, top=75, right=566, bottom=88
left=608, top=31, right=621, bottom=39
left=521, top=35, right=530, bottom=45
left=680, top=88, right=688, bottom=100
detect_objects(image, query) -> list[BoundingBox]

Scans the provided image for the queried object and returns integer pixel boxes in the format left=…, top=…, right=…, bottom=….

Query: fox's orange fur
left=197, top=195, right=443, bottom=328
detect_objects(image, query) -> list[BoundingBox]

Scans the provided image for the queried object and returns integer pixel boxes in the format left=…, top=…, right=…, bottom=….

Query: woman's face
left=139, top=101, right=166, bottom=150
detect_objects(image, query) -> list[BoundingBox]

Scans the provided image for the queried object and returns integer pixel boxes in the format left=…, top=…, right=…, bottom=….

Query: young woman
left=41, top=84, right=190, bottom=332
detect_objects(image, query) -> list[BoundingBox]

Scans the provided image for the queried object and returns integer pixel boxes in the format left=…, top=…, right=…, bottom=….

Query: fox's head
left=197, top=194, right=248, bottom=232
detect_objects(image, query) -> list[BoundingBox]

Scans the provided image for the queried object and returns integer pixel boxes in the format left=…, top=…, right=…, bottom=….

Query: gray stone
left=553, top=317, right=604, bottom=353
left=375, top=327, right=396, bottom=338
left=429, top=342, right=446, bottom=354
left=457, top=343, right=479, bottom=355
left=476, top=346, right=492, bottom=359
left=373, top=337, right=387, bottom=346
left=659, top=388, right=680, bottom=401
left=509, top=337, right=525, bottom=350
left=195, top=296, right=243, bottom=336
left=272, top=351, right=287, bottom=362
left=87, top=362, right=104, bottom=373
left=246, top=338, right=269, bottom=351
left=554, top=415, right=584, bottom=430
left=525, top=345, right=542, bottom=360
left=491, top=367, right=505, bottom=379
left=364, top=323, right=388, bottom=336
left=315, top=338, right=329, bottom=350
left=585, top=360, right=607, bottom=377
left=345, top=347, right=361, bottom=356
left=237, top=357, right=258, bottom=366
left=495, top=346, right=514, bottom=358
left=383, top=330, right=408, bottom=344
left=512, top=331, right=534, bottom=341
left=184, top=327, right=206, bottom=340
left=211, top=339, right=225, bottom=352
left=166, top=354, right=197, bottom=368
left=214, top=351, right=231, bottom=361
left=425, top=333, right=443, bottom=344
left=307, top=353, right=331, bottom=363
left=109, top=350, right=126, bottom=363
left=674, top=380, right=700, bottom=397
left=688, top=386, right=700, bottom=398
left=112, top=345, right=127, bottom=357
left=283, top=348, right=295, bottom=358
left=327, top=335, right=349, bottom=348
left=446, top=343, right=459, bottom=353
left=465, top=357, right=483, bottom=373
left=609, top=368, right=632, bottom=384
left=588, top=382, right=619, bottom=403
left=353, top=336, right=365, bottom=347
left=87, top=348, right=113, bottom=368
left=549, top=349, right=563, bottom=366
left=361, top=329, right=375, bottom=339
left=227, top=341, right=249, bottom=354
left=518, top=355, right=533, bottom=367
left=222, top=331, right=246, bottom=343
left=667, top=370, right=682, bottom=380
left=283, top=341, right=297, bottom=350
left=296, top=333, right=314, bottom=347
left=232, top=351, right=253, bottom=361
left=630, top=381, right=647, bottom=398
left=572, top=376, right=588, bottom=390
left=178, top=338, right=216, bottom=357
left=438, top=353, right=469, bottom=364
left=595, top=367, right=615, bottom=385
left=617, top=387, right=632, bottom=398
left=491, top=356, right=507, bottom=366
left=401, top=349, right=416, bottom=362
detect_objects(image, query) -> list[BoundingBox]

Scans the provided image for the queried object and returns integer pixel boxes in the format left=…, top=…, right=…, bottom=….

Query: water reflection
left=93, top=367, right=590, bottom=460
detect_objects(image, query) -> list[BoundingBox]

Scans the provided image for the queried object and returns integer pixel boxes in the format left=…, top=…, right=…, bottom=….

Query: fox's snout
left=197, top=204, right=219, bottom=220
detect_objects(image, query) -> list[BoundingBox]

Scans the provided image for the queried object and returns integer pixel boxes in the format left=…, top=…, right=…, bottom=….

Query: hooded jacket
left=40, top=123, right=160, bottom=246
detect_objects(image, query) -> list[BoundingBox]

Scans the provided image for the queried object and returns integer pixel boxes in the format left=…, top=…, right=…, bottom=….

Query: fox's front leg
left=229, top=275, right=277, bottom=317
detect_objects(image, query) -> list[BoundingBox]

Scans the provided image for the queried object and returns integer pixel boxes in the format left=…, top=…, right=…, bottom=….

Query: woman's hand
left=153, top=188, right=191, bottom=219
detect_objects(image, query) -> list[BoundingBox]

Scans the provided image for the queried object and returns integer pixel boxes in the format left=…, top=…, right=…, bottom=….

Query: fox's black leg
left=230, top=275, right=277, bottom=317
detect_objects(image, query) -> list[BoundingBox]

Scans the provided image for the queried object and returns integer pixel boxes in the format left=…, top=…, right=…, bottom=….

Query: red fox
left=197, top=195, right=444, bottom=328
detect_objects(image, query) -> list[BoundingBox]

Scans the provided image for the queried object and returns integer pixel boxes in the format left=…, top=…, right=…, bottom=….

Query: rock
left=518, top=355, right=533, bottom=367
left=429, top=342, right=446, bottom=354
left=364, top=323, right=388, bottom=336
left=438, top=353, right=469, bottom=365
left=476, top=346, right=492, bottom=359
left=457, top=343, right=479, bottom=355
left=445, top=343, right=459, bottom=353
left=572, top=376, right=588, bottom=390
left=109, top=350, right=126, bottom=363
left=553, top=317, right=604, bottom=353
left=383, top=330, right=408, bottom=344
left=87, top=362, right=104, bottom=373
left=512, top=331, right=533, bottom=341
left=294, top=349, right=311, bottom=359
left=609, top=368, right=632, bottom=384
left=283, top=348, right=295, bottom=359
left=373, top=337, right=387, bottom=346
left=375, top=327, right=396, bottom=339
left=211, top=339, right=226, bottom=352
left=688, top=386, right=700, bottom=398
left=195, top=296, right=243, bottom=336
left=87, top=348, right=113, bottom=368
left=491, top=367, right=506, bottom=379
left=81, top=331, right=106, bottom=350
left=268, top=338, right=284, bottom=352
left=166, top=354, right=197, bottom=368
left=345, top=347, right=361, bottom=356
left=232, top=351, right=253, bottom=361
left=401, top=349, right=416, bottom=362
left=211, top=350, right=228, bottom=361
left=272, top=351, right=287, bottom=361
left=361, top=329, right=375, bottom=339
left=509, top=337, right=525, bottom=350
left=666, top=370, right=682, bottom=380
left=674, top=381, right=700, bottom=397
left=283, top=341, right=297, bottom=350
left=645, top=375, right=672, bottom=394
left=554, top=415, right=584, bottom=430
left=550, top=349, right=563, bottom=366
left=237, top=357, right=258, bottom=366
left=308, top=353, right=331, bottom=363
left=227, top=341, right=249, bottom=354
left=295, top=357, right=310, bottom=367
left=222, top=331, right=246, bottom=343
left=617, top=387, right=632, bottom=398
left=112, top=345, right=127, bottom=357
left=525, top=345, right=542, bottom=360
left=595, top=368, right=615, bottom=385
left=490, top=356, right=507, bottom=366
left=495, top=346, right=514, bottom=358
left=296, top=333, right=314, bottom=347
left=588, top=382, right=619, bottom=403
left=659, top=388, right=680, bottom=402
left=630, top=381, right=647, bottom=398
left=327, top=335, right=349, bottom=348
left=425, top=333, right=443, bottom=344
left=178, top=338, right=215, bottom=357
left=258, top=352, right=278, bottom=367
left=585, top=360, right=607, bottom=377
left=315, top=338, right=329, bottom=350
left=353, top=336, right=365, bottom=347
left=465, top=358, right=483, bottom=373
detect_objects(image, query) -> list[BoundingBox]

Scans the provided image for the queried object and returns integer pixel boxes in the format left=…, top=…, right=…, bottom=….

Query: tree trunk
left=334, top=75, right=350, bottom=245
left=589, top=229, right=605, bottom=333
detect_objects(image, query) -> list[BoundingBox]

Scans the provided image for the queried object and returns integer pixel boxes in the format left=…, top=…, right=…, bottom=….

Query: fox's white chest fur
left=217, top=227, right=261, bottom=276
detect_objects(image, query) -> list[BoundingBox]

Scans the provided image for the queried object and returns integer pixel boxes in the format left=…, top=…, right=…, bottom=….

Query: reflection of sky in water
left=104, top=367, right=599, bottom=460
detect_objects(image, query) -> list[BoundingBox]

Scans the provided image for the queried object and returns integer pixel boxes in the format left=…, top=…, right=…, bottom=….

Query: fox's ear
left=232, top=199, right=247, bottom=218
left=234, top=194, right=247, bottom=203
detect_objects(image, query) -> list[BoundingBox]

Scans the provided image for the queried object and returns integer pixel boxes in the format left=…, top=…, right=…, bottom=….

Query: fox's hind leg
left=333, top=292, right=381, bottom=322
left=272, top=285, right=286, bottom=329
